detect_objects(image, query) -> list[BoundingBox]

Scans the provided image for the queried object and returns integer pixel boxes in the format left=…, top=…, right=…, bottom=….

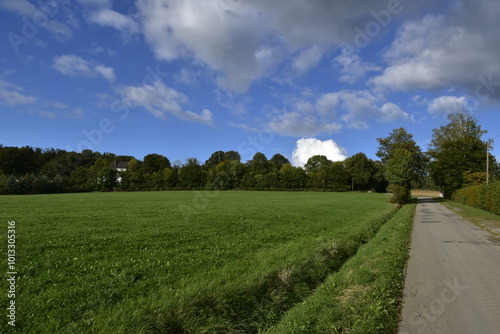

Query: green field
left=1, top=191, right=412, bottom=333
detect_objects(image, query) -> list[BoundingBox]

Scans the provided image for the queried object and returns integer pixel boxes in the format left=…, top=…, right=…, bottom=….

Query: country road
left=399, top=198, right=500, bottom=334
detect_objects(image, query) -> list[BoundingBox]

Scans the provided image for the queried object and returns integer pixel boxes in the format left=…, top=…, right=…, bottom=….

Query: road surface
left=399, top=197, right=500, bottom=334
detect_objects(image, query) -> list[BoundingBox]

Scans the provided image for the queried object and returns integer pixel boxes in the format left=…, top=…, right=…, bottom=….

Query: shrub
left=452, top=181, right=500, bottom=215
left=388, top=184, right=411, bottom=206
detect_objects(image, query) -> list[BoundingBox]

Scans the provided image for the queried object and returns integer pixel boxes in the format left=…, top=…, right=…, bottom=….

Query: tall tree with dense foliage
left=143, top=154, right=171, bottom=174
left=269, top=154, right=290, bottom=171
left=179, top=158, right=206, bottom=189
left=376, top=128, right=427, bottom=185
left=377, top=128, right=426, bottom=204
left=345, top=153, right=373, bottom=191
left=428, top=112, right=495, bottom=197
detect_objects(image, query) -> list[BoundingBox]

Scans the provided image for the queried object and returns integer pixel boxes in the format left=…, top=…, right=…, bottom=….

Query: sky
left=1, top=0, right=499, bottom=167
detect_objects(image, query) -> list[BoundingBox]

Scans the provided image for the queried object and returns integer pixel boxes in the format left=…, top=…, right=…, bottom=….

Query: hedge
left=452, top=181, right=500, bottom=216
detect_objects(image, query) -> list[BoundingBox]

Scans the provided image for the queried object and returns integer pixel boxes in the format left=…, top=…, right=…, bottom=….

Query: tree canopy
left=1, top=120, right=497, bottom=196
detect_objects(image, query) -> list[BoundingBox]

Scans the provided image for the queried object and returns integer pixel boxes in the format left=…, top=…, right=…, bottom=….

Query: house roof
left=109, top=161, right=129, bottom=169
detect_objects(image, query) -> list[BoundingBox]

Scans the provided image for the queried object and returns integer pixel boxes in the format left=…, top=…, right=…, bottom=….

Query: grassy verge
left=265, top=203, right=416, bottom=334
left=440, top=200, right=500, bottom=237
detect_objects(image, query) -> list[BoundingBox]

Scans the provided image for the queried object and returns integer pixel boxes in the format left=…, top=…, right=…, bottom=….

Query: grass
left=265, top=203, right=416, bottom=334
left=1, top=191, right=405, bottom=333
left=440, top=199, right=500, bottom=237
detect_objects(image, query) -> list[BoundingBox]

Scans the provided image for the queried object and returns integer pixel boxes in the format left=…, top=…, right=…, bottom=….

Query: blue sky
left=1, top=0, right=499, bottom=167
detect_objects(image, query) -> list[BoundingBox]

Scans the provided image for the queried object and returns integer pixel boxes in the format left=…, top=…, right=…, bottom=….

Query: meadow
left=0, top=191, right=412, bottom=333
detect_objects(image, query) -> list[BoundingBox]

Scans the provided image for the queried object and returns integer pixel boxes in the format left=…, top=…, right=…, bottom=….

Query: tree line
left=1, top=113, right=498, bottom=203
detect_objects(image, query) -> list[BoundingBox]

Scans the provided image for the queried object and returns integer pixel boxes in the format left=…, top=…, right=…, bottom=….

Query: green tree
left=204, top=151, right=226, bottom=169
left=143, top=154, right=171, bottom=174
left=345, top=153, right=373, bottom=191
left=179, top=158, right=205, bottom=189
left=90, top=159, right=117, bottom=191
left=269, top=154, right=290, bottom=171
left=120, top=158, right=147, bottom=190
left=330, top=161, right=351, bottom=191
left=249, top=153, right=271, bottom=175
left=376, top=127, right=427, bottom=187
left=304, top=155, right=332, bottom=174
left=428, top=113, right=494, bottom=197
left=224, top=150, right=241, bottom=162
left=279, top=163, right=307, bottom=189
left=68, top=166, right=92, bottom=192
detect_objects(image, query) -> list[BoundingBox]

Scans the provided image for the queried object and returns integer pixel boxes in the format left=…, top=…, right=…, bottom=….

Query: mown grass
left=1, top=191, right=398, bottom=333
left=265, top=203, right=416, bottom=334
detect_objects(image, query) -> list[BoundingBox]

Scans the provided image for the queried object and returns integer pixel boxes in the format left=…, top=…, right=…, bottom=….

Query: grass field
left=1, top=191, right=411, bottom=333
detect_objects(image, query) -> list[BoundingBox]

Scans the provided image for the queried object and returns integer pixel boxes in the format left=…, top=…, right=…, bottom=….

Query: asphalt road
left=398, top=198, right=500, bottom=334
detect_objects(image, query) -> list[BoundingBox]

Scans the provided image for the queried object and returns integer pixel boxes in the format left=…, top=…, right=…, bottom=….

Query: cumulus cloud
left=268, top=89, right=410, bottom=136
left=332, top=90, right=410, bottom=129
left=292, top=138, right=347, bottom=167
left=53, top=55, right=115, bottom=82
left=270, top=111, right=342, bottom=137
left=0, top=79, right=37, bottom=106
left=118, top=80, right=213, bottom=125
left=371, top=1, right=500, bottom=99
left=379, top=102, right=410, bottom=122
left=427, top=96, right=470, bottom=115
left=136, top=0, right=425, bottom=92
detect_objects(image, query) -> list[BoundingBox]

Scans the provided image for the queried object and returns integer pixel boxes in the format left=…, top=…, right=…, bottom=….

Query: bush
left=388, top=184, right=411, bottom=206
left=452, top=181, right=500, bottom=215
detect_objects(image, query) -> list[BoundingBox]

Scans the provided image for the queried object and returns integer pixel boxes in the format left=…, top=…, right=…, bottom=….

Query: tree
left=90, top=159, right=117, bottom=191
left=304, top=155, right=332, bottom=174
left=280, top=163, right=307, bottom=189
left=179, top=158, right=205, bottom=189
left=269, top=154, right=290, bottom=171
left=206, top=160, right=246, bottom=190
left=385, top=149, right=413, bottom=188
left=120, top=158, right=147, bottom=190
left=224, top=150, right=241, bottom=162
left=249, top=153, right=271, bottom=175
left=143, top=154, right=171, bottom=174
left=329, top=162, right=351, bottom=191
left=376, top=127, right=427, bottom=187
left=345, top=153, right=373, bottom=191
left=428, top=113, right=494, bottom=197
left=204, top=151, right=226, bottom=169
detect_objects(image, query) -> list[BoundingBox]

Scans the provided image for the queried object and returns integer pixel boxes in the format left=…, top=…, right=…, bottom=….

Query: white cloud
left=268, top=89, right=411, bottom=136
left=427, top=96, right=470, bottom=115
left=136, top=0, right=424, bottom=92
left=371, top=1, right=500, bottom=100
left=293, top=45, right=323, bottom=72
left=53, top=55, right=115, bottom=82
left=292, top=138, right=347, bottom=167
left=118, top=80, right=213, bottom=125
left=88, top=9, right=139, bottom=34
left=333, top=48, right=381, bottom=84
left=379, top=102, right=409, bottom=122
left=0, top=80, right=37, bottom=106
left=270, top=111, right=342, bottom=137
left=316, top=93, right=339, bottom=117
